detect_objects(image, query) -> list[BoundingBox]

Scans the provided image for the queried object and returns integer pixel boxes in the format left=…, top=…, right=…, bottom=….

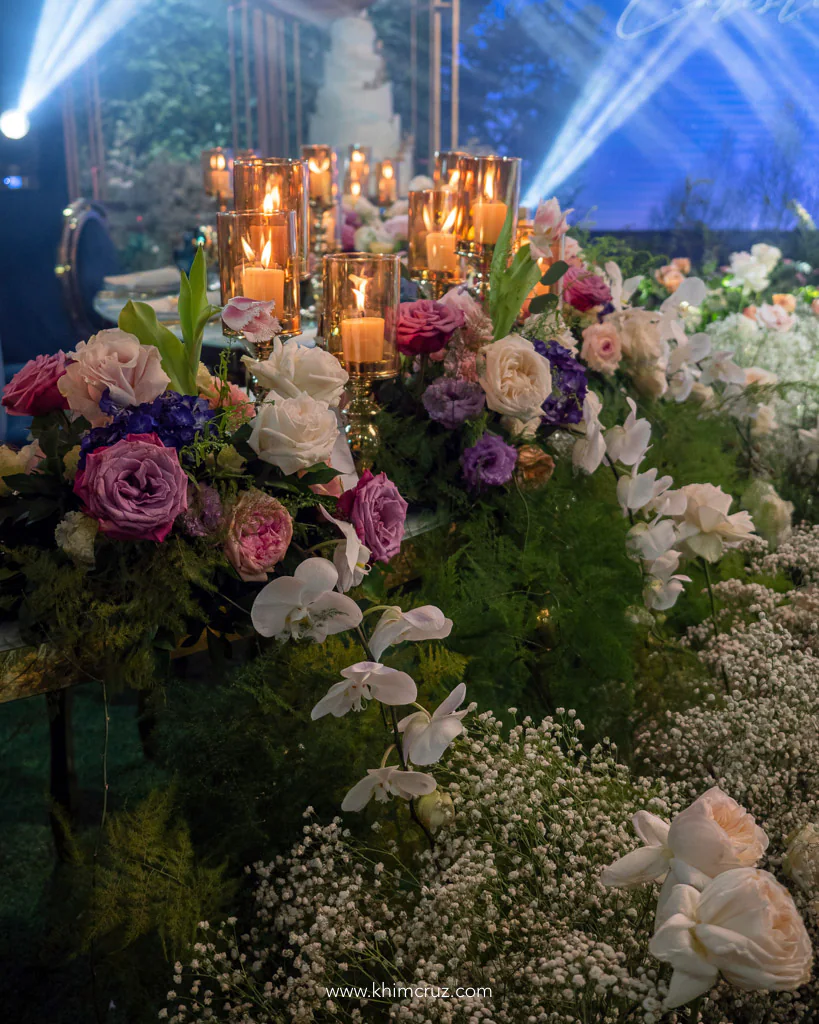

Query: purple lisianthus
left=336, top=469, right=408, bottom=564
left=422, top=377, right=485, bottom=428
left=533, top=340, right=587, bottom=426
left=80, top=390, right=215, bottom=468
left=461, top=432, right=517, bottom=489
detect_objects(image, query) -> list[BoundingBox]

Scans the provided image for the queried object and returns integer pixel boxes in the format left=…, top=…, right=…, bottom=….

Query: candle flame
left=308, top=157, right=330, bottom=174
left=262, top=185, right=280, bottom=213
left=350, top=273, right=368, bottom=312
left=484, top=171, right=495, bottom=201
left=215, top=153, right=226, bottom=170
left=241, top=236, right=255, bottom=261
left=261, top=239, right=273, bottom=269
left=382, top=162, right=394, bottom=179
left=448, top=169, right=459, bottom=188
left=442, top=205, right=458, bottom=232
left=422, top=205, right=433, bottom=232
left=352, top=150, right=364, bottom=163
left=351, top=181, right=361, bottom=197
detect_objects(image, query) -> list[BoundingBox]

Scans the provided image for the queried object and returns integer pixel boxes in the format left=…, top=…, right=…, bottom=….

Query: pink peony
left=337, top=468, right=408, bottom=564
left=581, top=322, right=622, bottom=376
left=58, top=329, right=170, bottom=427
left=74, top=432, right=188, bottom=542
left=224, top=490, right=293, bottom=582
left=396, top=299, right=465, bottom=356
left=2, top=352, right=69, bottom=417
left=222, top=297, right=281, bottom=343
left=562, top=266, right=612, bottom=312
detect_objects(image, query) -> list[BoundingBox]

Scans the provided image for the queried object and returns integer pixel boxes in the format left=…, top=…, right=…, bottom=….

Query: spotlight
left=0, top=109, right=30, bottom=140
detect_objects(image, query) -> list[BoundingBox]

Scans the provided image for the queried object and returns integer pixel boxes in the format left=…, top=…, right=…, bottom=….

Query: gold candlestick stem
left=345, top=379, right=380, bottom=469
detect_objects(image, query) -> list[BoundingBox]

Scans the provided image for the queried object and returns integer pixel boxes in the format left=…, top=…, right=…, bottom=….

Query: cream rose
left=751, top=242, right=782, bottom=272
left=58, top=329, right=170, bottom=426
left=674, top=483, right=757, bottom=562
left=650, top=869, right=812, bottom=1008
left=632, top=364, right=668, bottom=400
left=608, top=308, right=663, bottom=365
left=242, top=338, right=348, bottom=407
left=580, top=322, right=622, bottom=375
left=479, top=334, right=552, bottom=421
left=784, top=824, right=819, bottom=894
left=248, top=392, right=338, bottom=475
left=667, top=786, right=769, bottom=877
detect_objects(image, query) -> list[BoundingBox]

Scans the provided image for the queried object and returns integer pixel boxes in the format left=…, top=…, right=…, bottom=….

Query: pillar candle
left=309, top=163, right=332, bottom=204
left=426, top=232, right=458, bottom=273
left=243, top=265, right=285, bottom=311
left=211, top=169, right=231, bottom=196
left=472, top=200, right=508, bottom=245
left=341, top=315, right=385, bottom=366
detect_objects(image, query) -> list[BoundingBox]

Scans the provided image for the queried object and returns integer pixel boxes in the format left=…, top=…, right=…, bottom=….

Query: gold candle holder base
left=344, top=379, right=381, bottom=469
left=469, top=247, right=494, bottom=301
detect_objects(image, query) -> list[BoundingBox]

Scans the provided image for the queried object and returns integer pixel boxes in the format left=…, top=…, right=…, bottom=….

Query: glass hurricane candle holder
left=345, top=144, right=372, bottom=198
left=408, top=189, right=466, bottom=299
left=217, top=210, right=300, bottom=353
left=322, top=253, right=401, bottom=465
left=201, top=147, right=233, bottom=209
left=455, top=154, right=521, bottom=296
left=233, top=156, right=309, bottom=281
left=375, top=159, right=398, bottom=206
left=301, top=145, right=341, bottom=322
left=434, top=150, right=471, bottom=191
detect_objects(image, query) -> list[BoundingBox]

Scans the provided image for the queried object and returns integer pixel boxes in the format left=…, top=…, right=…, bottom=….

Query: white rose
left=667, top=786, right=769, bottom=877
left=608, top=308, right=663, bottom=365
left=757, top=302, right=795, bottom=333
left=242, top=338, right=348, bottom=407
left=479, top=334, right=552, bottom=421
left=727, top=251, right=770, bottom=293
left=54, top=511, right=98, bottom=569
left=751, top=242, right=782, bottom=272
left=783, top=824, right=819, bottom=894
left=650, top=869, right=812, bottom=1008
left=741, top=480, right=792, bottom=548
left=674, top=482, right=757, bottom=562
left=249, top=392, right=338, bottom=475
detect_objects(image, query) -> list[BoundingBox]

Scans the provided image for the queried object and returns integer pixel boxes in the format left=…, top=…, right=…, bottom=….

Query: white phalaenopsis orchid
left=601, top=810, right=673, bottom=887
left=667, top=330, right=712, bottom=403
left=617, top=466, right=675, bottom=514
left=398, top=683, right=469, bottom=765
left=368, top=605, right=453, bottom=663
left=250, top=557, right=362, bottom=641
left=605, top=397, right=651, bottom=467
left=701, top=350, right=747, bottom=387
left=341, top=766, right=436, bottom=812
left=604, top=260, right=642, bottom=312
left=319, top=506, right=370, bottom=593
left=572, top=391, right=607, bottom=474
left=643, top=550, right=691, bottom=611
left=311, top=662, right=417, bottom=720
left=627, top=518, right=678, bottom=562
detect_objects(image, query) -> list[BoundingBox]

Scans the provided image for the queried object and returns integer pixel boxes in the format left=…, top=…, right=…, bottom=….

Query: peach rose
left=772, top=293, right=797, bottom=314
left=671, top=257, right=691, bottom=275
left=742, top=305, right=758, bottom=320
left=667, top=786, right=769, bottom=877
left=655, top=264, right=685, bottom=292
left=58, top=329, right=170, bottom=427
left=812, top=298, right=819, bottom=316
left=580, top=322, right=622, bottom=376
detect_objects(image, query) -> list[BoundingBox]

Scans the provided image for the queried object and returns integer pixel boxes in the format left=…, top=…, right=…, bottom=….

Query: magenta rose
left=224, top=489, right=293, bottom=582
left=396, top=299, right=465, bottom=356
left=2, top=352, right=69, bottom=416
left=563, top=266, right=612, bottom=313
left=74, top=432, right=188, bottom=542
left=336, top=469, right=408, bottom=564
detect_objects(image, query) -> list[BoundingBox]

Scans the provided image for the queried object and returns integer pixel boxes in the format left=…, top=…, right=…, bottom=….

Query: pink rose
left=2, top=352, right=69, bottom=417
left=530, top=198, right=571, bottom=261
left=58, top=330, right=170, bottom=427
left=563, top=266, right=612, bottom=313
left=74, top=432, right=188, bottom=542
left=337, top=468, right=408, bottom=564
left=581, top=323, right=622, bottom=376
left=222, top=297, right=281, bottom=343
left=224, top=490, right=293, bottom=582
left=397, top=299, right=465, bottom=356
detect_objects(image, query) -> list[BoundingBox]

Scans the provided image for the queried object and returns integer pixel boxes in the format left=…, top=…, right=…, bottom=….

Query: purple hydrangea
left=422, top=377, right=485, bottom=429
left=80, top=390, right=215, bottom=468
left=533, top=339, right=588, bottom=426
left=461, top=432, right=517, bottom=489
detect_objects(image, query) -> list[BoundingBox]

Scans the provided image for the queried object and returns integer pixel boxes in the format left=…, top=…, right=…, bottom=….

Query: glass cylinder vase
left=455, top=155, right=521, bottom=296
left=375, top=159, right=398, bottom=206
left=345, top=144, right=372, bottom=199
left=408, top=189, right=466, bottom=298
left=233, top=156, right=309, bottom=280
left=433, top=150, right=471, bottom=191
left=217, top=210, right=300, bottom=348
left=201, top=147, right=233, bottom=207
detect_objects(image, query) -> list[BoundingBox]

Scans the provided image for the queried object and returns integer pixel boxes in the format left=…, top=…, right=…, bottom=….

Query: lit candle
left=242, top=238, right=285, bottom=311
left=471, top=171, right=507, bottom=245
left=308, top=157, right=332, bottom=204
left=424, top=204, right=458, bottom=273
left=377, top=162, right=397, bottom=205
left=249, top=188, right=289, bottom=264
left=341, top=274, right=385, bottom=366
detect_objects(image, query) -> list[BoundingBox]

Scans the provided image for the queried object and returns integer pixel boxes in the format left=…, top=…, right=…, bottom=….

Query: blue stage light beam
left=16, top=0, right=143, bottom=117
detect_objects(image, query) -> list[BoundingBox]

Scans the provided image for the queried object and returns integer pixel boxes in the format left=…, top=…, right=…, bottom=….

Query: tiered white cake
left=308, top=14, right=402, bottom=161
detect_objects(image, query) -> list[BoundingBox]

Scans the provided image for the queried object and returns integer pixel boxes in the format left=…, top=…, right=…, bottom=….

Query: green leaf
left=488, top=204, right=517, bottom=328
left=540, top=260, right=569, bottom=287
left=178, top=271, right=193, bottom=347
left=119, top=300, right=196, bottom=395
left=185, top=246, right=213, bottom=384
left=529, top=292, right=559, bottom=315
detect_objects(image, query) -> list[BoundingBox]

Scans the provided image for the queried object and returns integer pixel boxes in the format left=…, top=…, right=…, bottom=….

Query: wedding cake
left=308, top=13, right=402, bottom=161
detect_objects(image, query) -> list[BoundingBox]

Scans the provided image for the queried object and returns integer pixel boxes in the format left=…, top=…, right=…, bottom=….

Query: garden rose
left=727, top=251, right=770, bottom=292
left=248, top=393, right=338, bottom=475
left=336, top=469, right=407, bottom=564
left=242, top=338, right=348, bottom=407
left=562, top=266, right=612, bottom=312
left=772, top=293, right=797, bottom=313
left=58, top=330, right=170, bottom=426
left=73, top=432, right=188, bottom=542
left=751, top=242, right=782, bottom=272
left=479, top=334, right=552, bottom=420
left=515, top=446, right=555, bottom=490
left=650, top=869, right=812, bottom=1008
left=674, top=482, right=757, bottom=561
left=609, top=308, right=664, bottom=365
left=783, top=824, right=819, bottom=894
left=224, top=490, right=293, bottom=582
left=757, top=302, right=795, bottom=333
left=667, top=787, right=769, bottom=878
left=671, top=257, right=691, bottom=275
left=397, top=299, right=465, bottom=356
left=2, top=351, right=69, bottom=416
left=655, top=265, right=685, bottom=292
left=222, top=297, right=281, bottom=342
left=580, top=322, right=622, bottom=375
